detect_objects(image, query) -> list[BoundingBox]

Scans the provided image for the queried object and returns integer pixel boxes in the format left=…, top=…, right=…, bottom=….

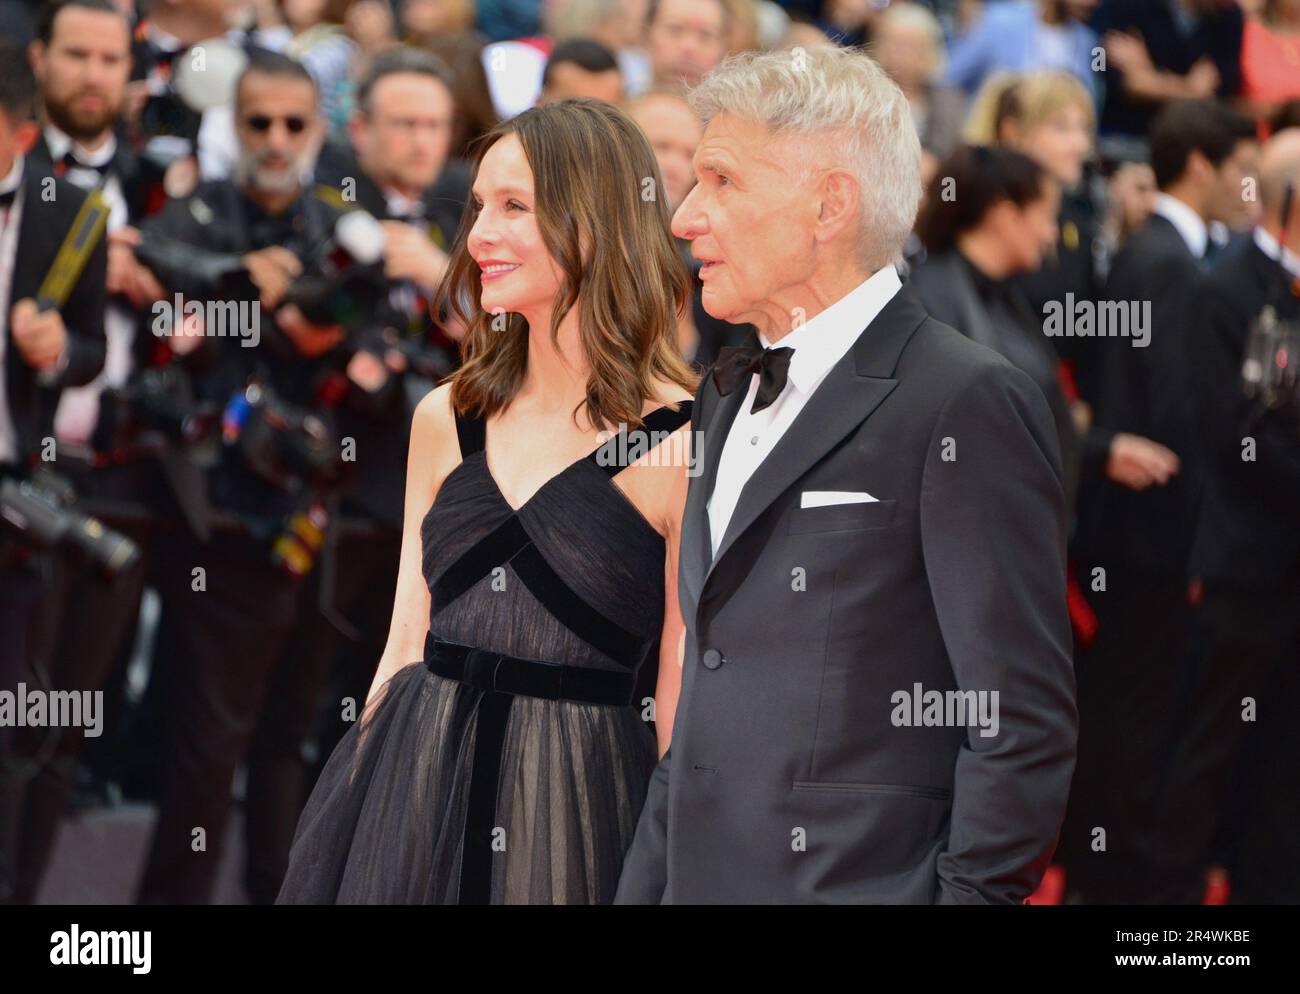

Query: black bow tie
left=0, top=187, right=16, bottom=208
left=712, top=344, right=795, bottom=414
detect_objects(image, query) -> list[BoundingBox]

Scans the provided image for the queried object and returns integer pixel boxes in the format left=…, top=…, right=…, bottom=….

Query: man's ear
left=1185, top=149, right=1213, bottom=188
left=15, top=119, right=40, bottom=156
left=814, top=167, right=861, bottom=245
left=28, top=40, right=45, bottom=77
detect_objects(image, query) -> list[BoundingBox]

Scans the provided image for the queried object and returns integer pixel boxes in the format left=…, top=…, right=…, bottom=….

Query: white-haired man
left=615, top=46, right=1078, bottom=904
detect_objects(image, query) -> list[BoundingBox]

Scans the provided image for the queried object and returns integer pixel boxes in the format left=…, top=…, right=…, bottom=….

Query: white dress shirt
left=42, top=128, right=134, bottom=444
left=707, top=264, right=903, bottom=557
left=43, top=125, right=128, bottom=230
left=0, top=155, right=26, bottom=464
left=1154, top=192, right=1208, bottom=259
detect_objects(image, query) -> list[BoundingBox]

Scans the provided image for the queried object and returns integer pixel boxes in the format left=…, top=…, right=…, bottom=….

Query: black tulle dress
left=275, top=400, right=692, bottom=904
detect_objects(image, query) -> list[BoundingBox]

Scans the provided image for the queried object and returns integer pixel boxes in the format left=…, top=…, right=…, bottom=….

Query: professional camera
left=1242, top=305, right=1300, bottom=413
left=280, top=210, right=391, bottom=330
left=0, top=469, right=141, bottom=582
left=1243, top=182, right=1300, bottom=418
left=222, top=379, right=352, bottom=495
left=94, top=364, right=223, bottom=463
left=283, top=211, right=458, bottom=393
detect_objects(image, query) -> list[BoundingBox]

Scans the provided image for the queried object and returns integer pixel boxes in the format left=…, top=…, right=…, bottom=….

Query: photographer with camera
left=128, top=48, right=355, bottom=905
left=240, top=45, right=469, bottom=903
left=1147, top=128, right=1300, bottom=905
left=0, top=43, right=108, bottom=903
left=0, top=0, right=157, bottom=907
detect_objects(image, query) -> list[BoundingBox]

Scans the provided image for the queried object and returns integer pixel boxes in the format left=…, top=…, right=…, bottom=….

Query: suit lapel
left=680, top=374, right=746, bottom=612
left=12, top=168, right=56, bottom=304
left=708, top=358, right=897, bottom=573
left=686, top=282, right=930, bottom=613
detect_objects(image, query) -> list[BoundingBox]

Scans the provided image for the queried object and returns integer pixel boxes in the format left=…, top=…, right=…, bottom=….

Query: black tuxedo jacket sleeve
left=615, top=282, right=1077, bottom=904
left=4, top=168, right=107, bottom=462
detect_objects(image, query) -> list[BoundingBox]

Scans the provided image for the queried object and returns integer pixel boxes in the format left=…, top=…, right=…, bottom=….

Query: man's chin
left=51, top=107, right=119, bottom=142
left=253, top=169, right=302, bottom=195
left=699, top=288, right=740, bottom=324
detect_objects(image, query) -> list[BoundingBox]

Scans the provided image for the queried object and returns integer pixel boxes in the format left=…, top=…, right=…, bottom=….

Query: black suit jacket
left=1079, top=212, right=1205, bottom=582
left=1188, top=236, right=1300, bottom=586
left=614, top=282, right=1077, bottom=904
left=3, top=161, right=107, bottom=464
left=909, top=250, right=1083, bottom=525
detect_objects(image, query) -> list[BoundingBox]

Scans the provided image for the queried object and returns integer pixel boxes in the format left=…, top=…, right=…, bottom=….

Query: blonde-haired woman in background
left=964, top=71, right=1104, bottom=443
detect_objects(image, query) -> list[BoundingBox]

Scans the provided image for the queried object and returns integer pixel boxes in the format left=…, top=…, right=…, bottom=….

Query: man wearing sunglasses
left=128, top=49, right=358, bottom=905
left=242, top=44, right=473, bottom=904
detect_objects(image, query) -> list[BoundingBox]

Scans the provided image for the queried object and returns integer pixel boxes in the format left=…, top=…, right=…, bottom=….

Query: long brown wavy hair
left=436, top=98, right=698, bottom=433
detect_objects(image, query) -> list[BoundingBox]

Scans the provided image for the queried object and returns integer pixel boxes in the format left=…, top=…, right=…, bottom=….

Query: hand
left=108, top=226, right=168, bottom=306
left=381, top=220, right=449, bottom=291
left=10, top=299, right=67, bottom=370
left=243, top=246, right=302, bottom=311
left=1186, top=58, right=1220, bottom=99
left=347, top=348, right=390, bottom=393
left=1105, top=432, right=1180, bottom=491
left=1104, top=31, right=1153, bottom=76
left=276, top=303, right=345, bottom=358
left=1070, top=398, right=1093, bottom=435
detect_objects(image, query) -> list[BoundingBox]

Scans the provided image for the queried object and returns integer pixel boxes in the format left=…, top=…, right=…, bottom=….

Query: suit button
left=702, top=648, right=724, bottom=669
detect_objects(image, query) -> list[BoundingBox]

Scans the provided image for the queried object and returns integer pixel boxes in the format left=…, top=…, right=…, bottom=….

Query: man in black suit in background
left=1064, top=99, right=1257, bottom=903
left=616, top=46, right=1076, bottom=905
left=0, top=41, right=107, bottom=901
left=1147, top=128, right=1300, bottom=904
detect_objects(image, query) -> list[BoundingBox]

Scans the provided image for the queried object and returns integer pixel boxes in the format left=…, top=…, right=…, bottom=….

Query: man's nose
left=267, top=123, right=296, bottom=151
left=671, top=187, right=704, bottom=240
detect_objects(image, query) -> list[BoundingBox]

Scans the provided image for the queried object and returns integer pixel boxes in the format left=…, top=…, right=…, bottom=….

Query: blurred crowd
left=0, top=0, right=1297, bottom=906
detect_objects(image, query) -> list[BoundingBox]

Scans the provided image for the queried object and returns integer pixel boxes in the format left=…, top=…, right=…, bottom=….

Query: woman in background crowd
left=873, top=1, right=967, bottom=188
left=1239, top=0, right=1300, bottom=122
left=910, top=144, right=1083, bottom=516
left=967, top=71, right=1102, bottom=408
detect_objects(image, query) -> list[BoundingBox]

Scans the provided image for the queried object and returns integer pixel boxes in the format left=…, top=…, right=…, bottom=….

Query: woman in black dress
left=277, top=99, right=698, bottom=904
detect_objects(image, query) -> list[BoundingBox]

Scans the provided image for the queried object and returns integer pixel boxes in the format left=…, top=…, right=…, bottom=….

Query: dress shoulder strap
left=587, top=400, right=694, bottom=478
left=454, top=406, right=486, bottom=458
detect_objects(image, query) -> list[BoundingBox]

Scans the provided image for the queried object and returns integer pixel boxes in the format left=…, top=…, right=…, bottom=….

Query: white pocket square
left=800, top=490, right=878, bottom=508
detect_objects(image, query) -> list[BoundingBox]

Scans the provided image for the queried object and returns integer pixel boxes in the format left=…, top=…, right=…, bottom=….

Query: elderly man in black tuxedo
left=614, top=46, right=1077, bottom=905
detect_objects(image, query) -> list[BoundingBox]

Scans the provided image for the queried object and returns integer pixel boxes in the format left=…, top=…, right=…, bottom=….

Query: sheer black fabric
left=276, top=400, right=691, bottom=904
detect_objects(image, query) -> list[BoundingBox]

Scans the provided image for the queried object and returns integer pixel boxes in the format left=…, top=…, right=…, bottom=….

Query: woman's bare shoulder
left=411, top=382, right=462, bottom=473
left=414, top=381, right=456, bottom=432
